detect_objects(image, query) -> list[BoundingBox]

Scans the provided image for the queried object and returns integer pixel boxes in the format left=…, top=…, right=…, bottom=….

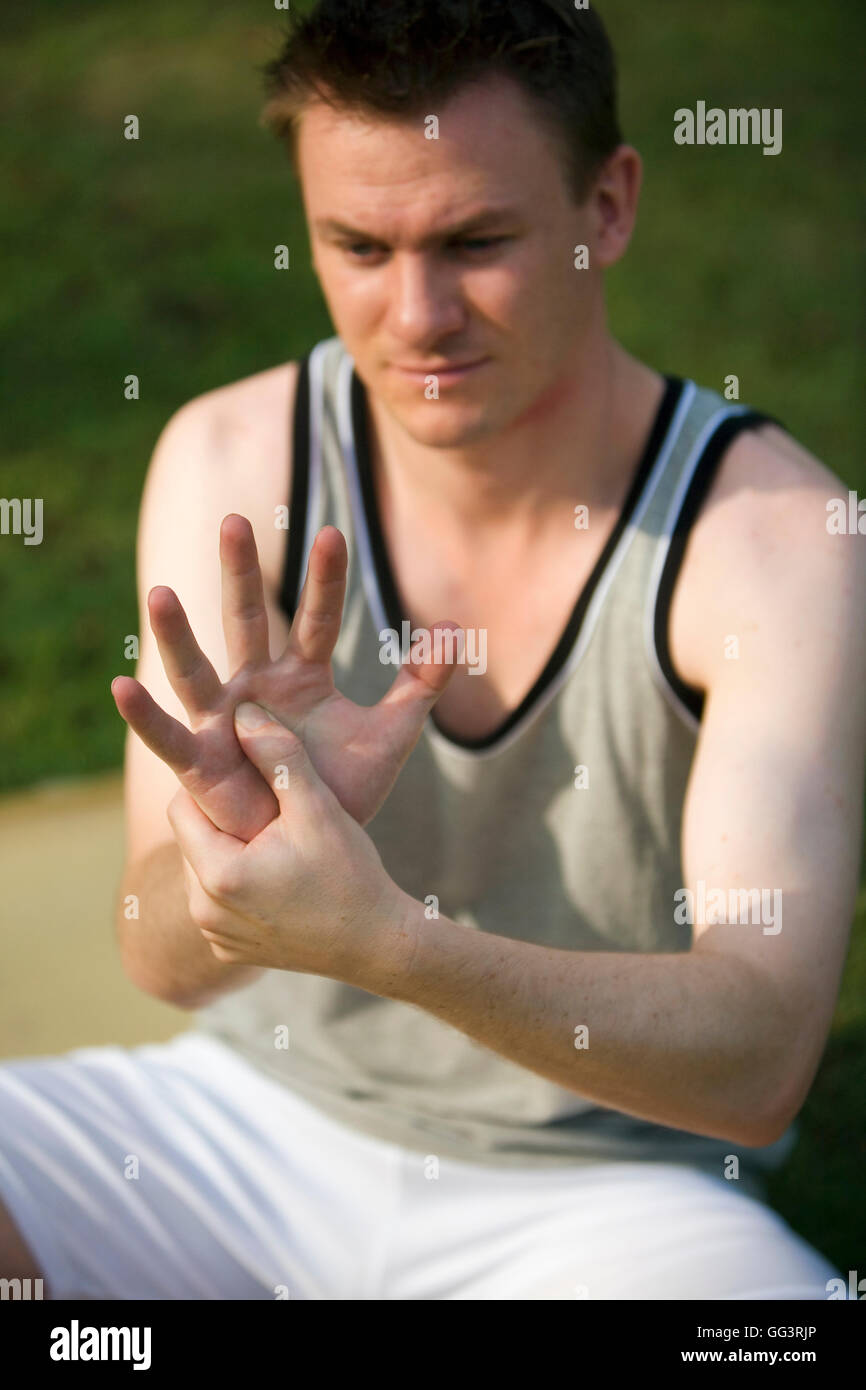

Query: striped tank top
left=194, top=335, right=797, bottom=1194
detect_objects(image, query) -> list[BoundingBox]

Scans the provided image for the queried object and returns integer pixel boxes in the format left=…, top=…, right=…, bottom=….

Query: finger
left=178, top=843, right=214, bottom=922
left=220, top=514, right=271, bottom=672
left=179, top=847, right=198, bottom=898
left=148, top=586, right=223, bottom=719
left=379, top=619, right=463, bottom=702
left=233, top=702, right=323, bottom=813
left=284, top=526, right=347, bottom=666
left=166, top=787, right=242, bottom=893
left=374, top=620, right=463, bottom=752
left=111, top=675, right=198, bottom=776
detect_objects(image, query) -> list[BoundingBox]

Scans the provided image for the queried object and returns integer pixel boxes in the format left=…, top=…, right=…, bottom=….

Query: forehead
left=296, top=73, right=568, bottom=227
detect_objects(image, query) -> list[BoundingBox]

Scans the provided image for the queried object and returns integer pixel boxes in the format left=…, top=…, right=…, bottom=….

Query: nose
left=385, top=251, right=466, bottom=345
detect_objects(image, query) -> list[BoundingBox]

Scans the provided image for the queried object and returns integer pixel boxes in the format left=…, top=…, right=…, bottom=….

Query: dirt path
left=0, top=772, right=187, bottom=1060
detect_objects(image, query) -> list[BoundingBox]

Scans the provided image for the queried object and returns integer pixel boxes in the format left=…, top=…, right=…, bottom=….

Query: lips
left=396, top=360, right=480, bottom=371
left=392, top=358, right=489, bottom=378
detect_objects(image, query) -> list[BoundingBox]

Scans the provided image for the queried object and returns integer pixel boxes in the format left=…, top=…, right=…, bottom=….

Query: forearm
left=116, top=841, right=264, bottom=1010
left=386, top=899, right=796, bottom=1146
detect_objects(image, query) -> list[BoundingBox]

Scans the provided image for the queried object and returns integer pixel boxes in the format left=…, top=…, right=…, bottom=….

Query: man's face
left=296, top=73, right=610, bottom=449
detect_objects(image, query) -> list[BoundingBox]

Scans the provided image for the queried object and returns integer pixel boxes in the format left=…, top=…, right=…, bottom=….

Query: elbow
left=118, top=936, right=236, bottom=1011
left=114, top=888, right=205, bottom=1011
left=735, top=1111, right=792, bottom=1150
left=706, top=1102, right=790, bottom=1151
left=732, top=979, right=819, bottom=1149
left=756, top=1093, right=805, bottom=1150
left=116, top=925, right=202, bottom=1012
left=693, top=1062, right=806, bottom=1150
left=145, top=981, right=206, bottom=1013
left=736, top=1070, right=809, bottom=1150
left=118, top=949, right=202, bottom=1012
left=159, top=992, right=207, bottom=1013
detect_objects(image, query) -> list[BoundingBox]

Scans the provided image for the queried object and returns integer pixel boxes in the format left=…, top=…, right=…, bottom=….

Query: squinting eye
left=340, top=237, right=508, bottom=260
left=454, top=238, right=505, bottom=252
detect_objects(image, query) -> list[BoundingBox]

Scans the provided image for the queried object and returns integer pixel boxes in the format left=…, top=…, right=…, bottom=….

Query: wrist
left=353, top=884, right=420, bottom=998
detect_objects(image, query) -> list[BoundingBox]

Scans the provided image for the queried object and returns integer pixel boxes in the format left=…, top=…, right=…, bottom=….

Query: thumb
left=233, top=702, right=319, bottom=810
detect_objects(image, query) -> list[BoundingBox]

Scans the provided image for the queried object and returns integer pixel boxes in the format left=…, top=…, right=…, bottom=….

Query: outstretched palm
left=112, top=516, right=460, bottom=841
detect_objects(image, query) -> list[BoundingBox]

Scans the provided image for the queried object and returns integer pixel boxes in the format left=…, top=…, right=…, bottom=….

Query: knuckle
left=188, top=886, right=224, bottom=931
left=180, top=764, right=214, bottom=801
left=228, top=661, right=267, bottom=694
left=201, top=862, right=241, bottom=902
left=281, top=732, right=307, bottom=766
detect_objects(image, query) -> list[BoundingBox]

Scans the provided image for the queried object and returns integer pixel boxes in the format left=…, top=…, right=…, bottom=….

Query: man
left=0, top=0, right=862, bottom=1300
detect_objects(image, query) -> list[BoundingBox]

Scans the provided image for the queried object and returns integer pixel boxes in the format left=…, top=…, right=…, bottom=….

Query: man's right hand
left=112, top=515, right=461, bottom=842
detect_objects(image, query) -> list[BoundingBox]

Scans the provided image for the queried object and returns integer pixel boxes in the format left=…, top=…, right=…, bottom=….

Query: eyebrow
left=313, top=208, right=522, bottom=246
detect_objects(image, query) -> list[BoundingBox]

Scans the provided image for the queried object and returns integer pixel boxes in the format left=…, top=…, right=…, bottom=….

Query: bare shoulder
left=669, top=419, right=865, bottom=696
left=144, top=360, right=301, bottom=589
left=172, top=360, right=299, bottom=458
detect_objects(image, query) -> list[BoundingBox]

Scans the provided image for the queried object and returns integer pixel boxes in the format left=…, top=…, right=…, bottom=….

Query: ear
left=588, top=144, right=643, bottom=271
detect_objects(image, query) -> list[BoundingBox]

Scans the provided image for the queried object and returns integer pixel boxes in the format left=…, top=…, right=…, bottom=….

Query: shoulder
left=141, top=360, right=302, bottom=588
left=669, top=416, right=865, bottom=698
left=154, top=360, right=300, bottom=475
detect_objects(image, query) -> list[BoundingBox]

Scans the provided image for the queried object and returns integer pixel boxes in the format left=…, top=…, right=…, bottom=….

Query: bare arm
left=115, top=370, right=298, bottom=1008
left=389, top=911, right=795, bottom=1147
left=384, top=445, right=866, bottom=1147
left=118, top=840, right=263, bottom=1010
left=114, top=365, right=459, bottom=1010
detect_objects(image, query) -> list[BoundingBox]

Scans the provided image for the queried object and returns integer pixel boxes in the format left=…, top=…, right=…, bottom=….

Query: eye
left=343, top=242, right=382, bottom=260
left=458, top=237, right=505, bottom=251
left=339, top=236, right=509, bottom=261
left=452, top=237, right=507, bottom=253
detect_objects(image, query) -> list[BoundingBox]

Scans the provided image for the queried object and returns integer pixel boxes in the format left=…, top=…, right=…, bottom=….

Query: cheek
left=521, top=257, right=595, bottom=355
left=316, top=256, right=381, bottom=324
left=482, top=246, right=580, bottom=326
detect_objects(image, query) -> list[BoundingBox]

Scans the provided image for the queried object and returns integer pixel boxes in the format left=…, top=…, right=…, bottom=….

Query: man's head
left=261, top=0, right=641, bottom=449
left=263, top=0, right=624, bottom=209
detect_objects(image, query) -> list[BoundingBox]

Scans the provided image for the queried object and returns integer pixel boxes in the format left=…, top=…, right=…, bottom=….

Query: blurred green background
left=0, top=0, right=863, bottom=1272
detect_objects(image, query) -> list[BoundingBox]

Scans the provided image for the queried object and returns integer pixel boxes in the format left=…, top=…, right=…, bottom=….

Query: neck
left=364, top=333, right=667, bottom=539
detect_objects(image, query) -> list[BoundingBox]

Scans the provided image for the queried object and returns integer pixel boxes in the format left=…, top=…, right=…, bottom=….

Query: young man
left=1, top=1, right=862, bottom=1300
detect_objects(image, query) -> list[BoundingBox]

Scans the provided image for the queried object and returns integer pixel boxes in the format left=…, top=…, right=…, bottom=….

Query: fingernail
left=235, top=702, right=270, bottom=731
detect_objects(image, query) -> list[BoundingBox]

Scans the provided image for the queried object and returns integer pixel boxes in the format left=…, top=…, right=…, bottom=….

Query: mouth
left=390, top=358, right=490, bottom=385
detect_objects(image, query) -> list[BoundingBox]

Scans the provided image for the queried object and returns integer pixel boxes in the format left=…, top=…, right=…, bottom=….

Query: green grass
left=1, top=0, right=863, bottom=1272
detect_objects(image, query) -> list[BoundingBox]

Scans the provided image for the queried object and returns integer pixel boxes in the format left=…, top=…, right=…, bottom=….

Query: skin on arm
left=115, top=370, right=461, bottom=1011
left=379, top=440, right=866, bottom=1146
left=115, top=386, right=290, bottom=1009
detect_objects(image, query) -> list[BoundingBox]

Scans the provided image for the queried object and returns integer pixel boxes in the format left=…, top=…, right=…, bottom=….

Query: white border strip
left=643, top=403, right=751, bottom=731
left=298, top=338, right=329, bottom=594
left=337, top=350, right=390, bottom=636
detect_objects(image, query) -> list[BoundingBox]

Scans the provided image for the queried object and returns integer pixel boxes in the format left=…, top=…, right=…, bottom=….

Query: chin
left=392, top=398, right=497, bottom=448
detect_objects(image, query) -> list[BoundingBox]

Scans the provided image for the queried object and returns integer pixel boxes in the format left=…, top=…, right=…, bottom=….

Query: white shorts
left=0, top=1031, right=840, bottom=1300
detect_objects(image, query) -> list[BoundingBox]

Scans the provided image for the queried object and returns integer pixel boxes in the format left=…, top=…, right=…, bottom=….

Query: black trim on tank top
left=351, top=368, right=687, bottom=752
left=654, top=409, right=784, bottom=723
left=278, top=353, right=311, bottom=622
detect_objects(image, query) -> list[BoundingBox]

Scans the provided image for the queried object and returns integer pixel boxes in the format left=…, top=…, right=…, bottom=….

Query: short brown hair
left=260, top=0, right=624, bottom=206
